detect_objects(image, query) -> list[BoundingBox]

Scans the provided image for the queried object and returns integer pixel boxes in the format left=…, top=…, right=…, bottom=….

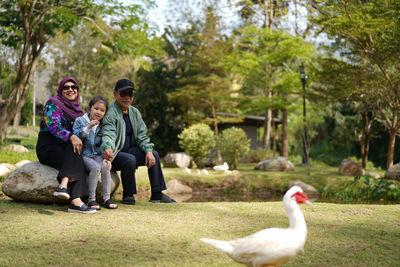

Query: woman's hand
left=70, top=134, right=83, bottom=155
left=145, top=151, right=156, bottom=168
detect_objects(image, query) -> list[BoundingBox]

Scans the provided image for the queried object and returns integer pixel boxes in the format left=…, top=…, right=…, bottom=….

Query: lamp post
left=300, top=66, right=309, bottom=165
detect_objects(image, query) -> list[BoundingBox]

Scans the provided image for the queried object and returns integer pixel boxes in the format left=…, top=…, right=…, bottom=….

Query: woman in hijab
left=36, top=77, right=96, bottom=214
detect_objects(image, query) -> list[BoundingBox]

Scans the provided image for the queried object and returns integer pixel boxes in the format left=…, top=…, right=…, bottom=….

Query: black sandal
left=102, top=199, right=118, bottom=209
left=87, top=201, right=101, bottom=210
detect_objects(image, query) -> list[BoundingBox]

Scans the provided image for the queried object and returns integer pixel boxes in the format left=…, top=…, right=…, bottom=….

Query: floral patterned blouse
left=39, top=103, right=73, bottom=142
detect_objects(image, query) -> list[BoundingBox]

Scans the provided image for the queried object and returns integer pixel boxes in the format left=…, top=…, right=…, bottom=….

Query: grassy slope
left=0, top=200, right=399, bottom=266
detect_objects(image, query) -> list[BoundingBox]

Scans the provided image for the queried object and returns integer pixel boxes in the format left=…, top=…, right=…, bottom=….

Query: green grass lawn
left=1, top=127, right=399, bottom=266
left=0, top=199, right=399, bottom=266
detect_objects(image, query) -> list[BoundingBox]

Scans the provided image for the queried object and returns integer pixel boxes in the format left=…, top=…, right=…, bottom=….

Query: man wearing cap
left=101, top=78, right=176, bottom=204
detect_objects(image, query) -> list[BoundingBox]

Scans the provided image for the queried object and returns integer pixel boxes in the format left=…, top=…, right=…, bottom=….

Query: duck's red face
left=291, top=191, right=312, bottom=206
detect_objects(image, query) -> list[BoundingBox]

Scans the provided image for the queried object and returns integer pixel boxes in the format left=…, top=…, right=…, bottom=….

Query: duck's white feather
left=200, top=186, right=310, bottom=267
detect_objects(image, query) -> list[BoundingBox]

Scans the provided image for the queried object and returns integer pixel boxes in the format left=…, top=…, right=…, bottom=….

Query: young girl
left=73, top=96, right=118, bottom=210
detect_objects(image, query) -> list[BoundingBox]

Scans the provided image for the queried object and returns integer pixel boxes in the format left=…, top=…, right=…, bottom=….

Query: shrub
left=178, top=123, right=216, bottom=168
left=247, top=148, right=271, bottom=163
left=321, top=176, right=400, bottom=203
left=218, top=127, right=250, bottom=170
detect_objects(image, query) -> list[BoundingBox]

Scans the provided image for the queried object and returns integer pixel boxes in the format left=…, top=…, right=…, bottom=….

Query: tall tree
left=308, top=0, right=400, bottom=168
left=311, top=56, right=378, bottom=169
left=0, top=0, right=96, bottom=141
left=46, top=7, right=165, bottom=107
left=226, top=26, right=314, bottom=156
left=235, top=0, right=290, bottom=151
left=0, top=0, right=155, bottom=142
left=168, top=4, right=234, bottom=162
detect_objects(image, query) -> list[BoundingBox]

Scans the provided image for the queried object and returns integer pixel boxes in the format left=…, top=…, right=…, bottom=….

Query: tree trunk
left=272, top=114, right=277, bottom=157
left=281, top=108, right=288, bottom=158
left=263, top=106, right=272, bottom=151
left=211, top=97, right=222, bottom=164
left=386, top=129, right=396, bottom=169
left=0, top=45, right=42, bottom=142
left=261, top=0, right=274, bottom=152
left=13, top=112, right=22, bottom=128
left=263, top=0, right=274, bottom=29
left=360, top=111, right=371, bottom=169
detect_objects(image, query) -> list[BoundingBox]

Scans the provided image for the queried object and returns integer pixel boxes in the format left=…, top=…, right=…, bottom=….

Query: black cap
left=114, top=79, right=135, bottom=91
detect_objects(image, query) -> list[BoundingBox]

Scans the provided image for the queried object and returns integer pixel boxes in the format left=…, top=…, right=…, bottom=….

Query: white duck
left=200, top=186, right=312, bottom=267
left=213, top=162, right=229, bottom=172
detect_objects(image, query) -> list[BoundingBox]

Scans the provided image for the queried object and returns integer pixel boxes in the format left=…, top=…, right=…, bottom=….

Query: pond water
left=136, top=191, right=399, bottom=204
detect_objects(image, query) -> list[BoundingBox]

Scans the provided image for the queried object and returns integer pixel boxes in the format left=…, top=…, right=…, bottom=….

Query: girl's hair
left=88, top=95, right=109, bottom=112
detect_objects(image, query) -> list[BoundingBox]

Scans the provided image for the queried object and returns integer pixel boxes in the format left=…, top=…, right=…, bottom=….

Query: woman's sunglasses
left=62, top=85, right=78, bottom=91
left=119, top=90, right=134, bottom=98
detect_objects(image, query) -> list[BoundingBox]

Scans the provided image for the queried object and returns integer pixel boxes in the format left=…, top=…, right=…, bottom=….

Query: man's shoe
left=122, top=196, right=136, bottom=205
left=53, top=187, right=70, bottom=200
left=67, top=203, right=96, bottom=214
left=149, top=194, right=176, bottom=203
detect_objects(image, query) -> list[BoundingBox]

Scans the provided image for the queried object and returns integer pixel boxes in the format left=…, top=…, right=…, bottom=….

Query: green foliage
left=178, top=123, right=216, bottom=168
left=218, top=127, right=250, bottom=169
left=310, top=0, right=400, bottom=168
left=135, top=59, right=185, bottom=156
left=322, top=176, right=400, bottom=203
left=168, top=4, right=235, bottom=125
left=247, top=148, right=271, bottom=163
left=225, top=26, right=315, bottom=113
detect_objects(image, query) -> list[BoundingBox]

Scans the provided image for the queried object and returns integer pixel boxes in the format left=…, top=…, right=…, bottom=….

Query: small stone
left=164, top=179, right=192, bottom=194
left=339, top=159, right=364, bottom=176
left=254, top=157, right=295, bottom=172
left=4, top=144, right=29, bottom=153
left=287, top=181, right=319, bottom=201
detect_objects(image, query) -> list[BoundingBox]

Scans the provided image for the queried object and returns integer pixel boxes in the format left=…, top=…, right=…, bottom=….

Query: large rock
left=163, top=179, right=193, bottom=203
left=287, top=181, right=319, bottom=201
left=2, top=161, right=120, bottom=204
left=384, top=163, right=400, bottom=181
left=163, top=152, right=192, bottom=168
left=339, top=158, right=365, bottom=176
left=164, top=179, right=192, bottom=194
left=254, top=157, right=295, bottom=172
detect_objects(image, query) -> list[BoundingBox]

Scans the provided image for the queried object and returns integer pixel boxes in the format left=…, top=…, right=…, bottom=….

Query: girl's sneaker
left=53, top=187, right=70, bottom=200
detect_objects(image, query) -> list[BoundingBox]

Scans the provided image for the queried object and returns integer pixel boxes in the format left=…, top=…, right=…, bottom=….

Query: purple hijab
left=46, top=77, right=83, bottom=119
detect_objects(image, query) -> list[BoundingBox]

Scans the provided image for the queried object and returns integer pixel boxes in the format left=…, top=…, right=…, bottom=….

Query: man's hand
left=88, top=120, right=100, bottom=129
left=70, top=134, right=82, bottom=155
left=145, top=151, right=156, bottom=168
left=103, top=148, right=114, bottom=161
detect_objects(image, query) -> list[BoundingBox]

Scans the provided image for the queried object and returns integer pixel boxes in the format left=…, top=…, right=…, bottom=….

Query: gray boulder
left=164, top=179, right=192, bottom=194
left=339, top=159, right=365, bottom=176
left=163, top=179, right=193, bottom=203
left=2, top=161, right=120, bottom=204
left=4, top=144, right=29, bottom=153
left=163, top=152, right=192, bottom=168
left=254, top=157, right=295, bottom=172
left=287, top=181, right=319, bottom=201
left=384, top=163, right=400, bottom=181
